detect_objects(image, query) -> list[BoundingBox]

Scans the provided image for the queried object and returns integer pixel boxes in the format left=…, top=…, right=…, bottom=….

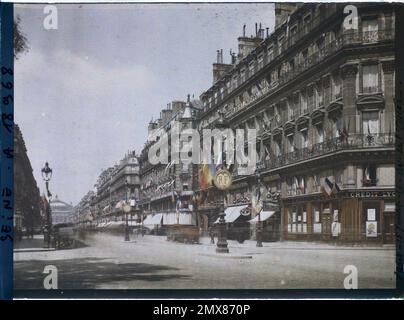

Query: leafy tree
left=14, top=16, right=29, bottom=59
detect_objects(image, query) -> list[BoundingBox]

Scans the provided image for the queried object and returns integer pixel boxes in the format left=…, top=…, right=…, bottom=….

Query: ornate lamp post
left=255, top=170, right=263, bottom=247
left=123, top=180, right=131, bottom=241
left=41, top=162, right=53, bottom=248
left=213, top=111, right=231, bottom=254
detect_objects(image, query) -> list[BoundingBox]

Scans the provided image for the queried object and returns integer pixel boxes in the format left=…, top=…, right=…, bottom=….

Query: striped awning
left=214, top=205, right=249, bottom=224
left=249, top=211, right=275, bottom=223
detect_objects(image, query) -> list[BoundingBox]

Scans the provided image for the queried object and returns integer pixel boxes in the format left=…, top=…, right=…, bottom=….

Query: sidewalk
left=198, top=236, right=395, bottom=251
left=13, top=235, right=55, bottom=253
left=107, top=233, right=395, bottom=251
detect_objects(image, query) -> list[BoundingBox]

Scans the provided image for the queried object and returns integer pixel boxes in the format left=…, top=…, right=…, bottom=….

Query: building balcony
left=231, top=132, right=395, bottom=179
left=262, top=133, right=394, bottom=172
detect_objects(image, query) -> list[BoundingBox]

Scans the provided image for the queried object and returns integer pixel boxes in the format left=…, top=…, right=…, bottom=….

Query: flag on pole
left=321, top=177, right=334, bottom=197
left=333, top=181, right=341, bottom=193
left=199, top=165, right=212, bottom=190
left=364, top=166, right=371, bottom=181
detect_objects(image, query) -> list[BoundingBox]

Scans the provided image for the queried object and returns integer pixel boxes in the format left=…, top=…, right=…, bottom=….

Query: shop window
left=362, top=64, right=379, bottom=93
left=362, top=165, right=377, bottom=187
left=313, top=205, right=322, bottom=233
left=288, top=206, right=307, bottom=233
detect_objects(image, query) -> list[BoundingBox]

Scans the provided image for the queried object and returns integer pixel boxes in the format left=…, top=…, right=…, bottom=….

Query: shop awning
left=249, top=211, right=275, bottom=223
left=143, top=213, right=163, bottom=226
left=214, top=205, right=249, bottom=224
left=162, top=212, right=193, bottom=225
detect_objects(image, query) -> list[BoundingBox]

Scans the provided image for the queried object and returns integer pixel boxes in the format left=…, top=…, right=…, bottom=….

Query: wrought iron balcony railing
left=262, top=133, right=394, bottom=171
left=232, top=133, right=394, bottom=178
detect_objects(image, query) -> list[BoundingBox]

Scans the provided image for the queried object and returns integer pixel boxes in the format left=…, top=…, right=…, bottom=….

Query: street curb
left=13, top=248, right=56, bottom=253
left=199, top=253, right=253, bottom=259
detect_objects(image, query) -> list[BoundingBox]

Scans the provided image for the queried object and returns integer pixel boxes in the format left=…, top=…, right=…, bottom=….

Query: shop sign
left=366, top=221, right=378, bottom=237
left=332, top=222, right=341, bottom=237
left=348, top=191, right=395, bottom=198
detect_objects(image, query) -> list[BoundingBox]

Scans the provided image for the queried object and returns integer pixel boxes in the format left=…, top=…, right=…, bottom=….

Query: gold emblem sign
left=214, top=169, right=232, bottom=190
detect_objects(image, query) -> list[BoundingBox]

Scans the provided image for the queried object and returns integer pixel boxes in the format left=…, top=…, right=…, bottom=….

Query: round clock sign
left=214, top=169, right=232, bottom=190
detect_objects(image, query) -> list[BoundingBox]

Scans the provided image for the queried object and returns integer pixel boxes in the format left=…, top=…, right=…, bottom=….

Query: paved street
left=14, top=233, right=395, bottom=290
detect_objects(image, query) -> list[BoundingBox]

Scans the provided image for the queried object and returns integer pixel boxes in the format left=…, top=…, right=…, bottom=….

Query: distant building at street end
left=50, top=195, right=74, bottom=225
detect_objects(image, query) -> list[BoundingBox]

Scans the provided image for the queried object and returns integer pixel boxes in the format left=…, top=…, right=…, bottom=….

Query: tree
left=14, top=16, right=29, bottom=59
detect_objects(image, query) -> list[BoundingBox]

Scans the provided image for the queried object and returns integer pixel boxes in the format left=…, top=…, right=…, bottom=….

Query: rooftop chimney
left=212, top=49, right=233, bottom=84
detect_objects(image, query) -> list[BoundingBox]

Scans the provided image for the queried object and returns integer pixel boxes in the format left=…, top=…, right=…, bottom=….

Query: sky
left=15, top=3, right=275, bottom=205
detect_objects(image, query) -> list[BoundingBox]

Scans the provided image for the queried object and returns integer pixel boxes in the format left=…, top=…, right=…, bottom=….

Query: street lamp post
left=214, top=111, right=231, bottom=254
left=123, top=180, right=131, bottom=241
left=255, top=170, right=263, bottom=247
left=216, top=188, right=229, bottom=253
left=41, top=162, right=53, bottom=248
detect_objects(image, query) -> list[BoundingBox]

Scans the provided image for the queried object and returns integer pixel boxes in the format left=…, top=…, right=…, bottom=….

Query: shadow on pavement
left=14, top=258, right=190, bottom=289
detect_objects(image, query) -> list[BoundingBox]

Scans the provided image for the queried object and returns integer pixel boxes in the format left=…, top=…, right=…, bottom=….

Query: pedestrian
left=209, top=227, right=215, bottom=244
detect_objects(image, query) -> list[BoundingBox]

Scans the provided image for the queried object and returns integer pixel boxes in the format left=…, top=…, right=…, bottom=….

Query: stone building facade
left=76, top=151, right=141, bottom=228
left=14, top=124, right=42, bottom=233
left=76, top=3, right=396, bottom=244
left=138, top=97, right=202, bottom=230
left=196, top=3, right=395, bottom=244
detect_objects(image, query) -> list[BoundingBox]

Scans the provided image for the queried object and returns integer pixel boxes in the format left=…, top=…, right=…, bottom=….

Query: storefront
left=283, top=190, right=395, bottom=244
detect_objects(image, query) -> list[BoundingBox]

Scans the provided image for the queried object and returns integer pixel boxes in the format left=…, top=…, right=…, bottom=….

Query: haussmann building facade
left=196, top=3, right=395, bottom=244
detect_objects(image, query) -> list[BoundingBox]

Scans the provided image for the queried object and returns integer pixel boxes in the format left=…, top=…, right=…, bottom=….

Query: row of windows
left=202, top=13, right=388, bottom=115
left=200, top=59, right=389, bottom=132
left=284, top=165, right=379, bottom=197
